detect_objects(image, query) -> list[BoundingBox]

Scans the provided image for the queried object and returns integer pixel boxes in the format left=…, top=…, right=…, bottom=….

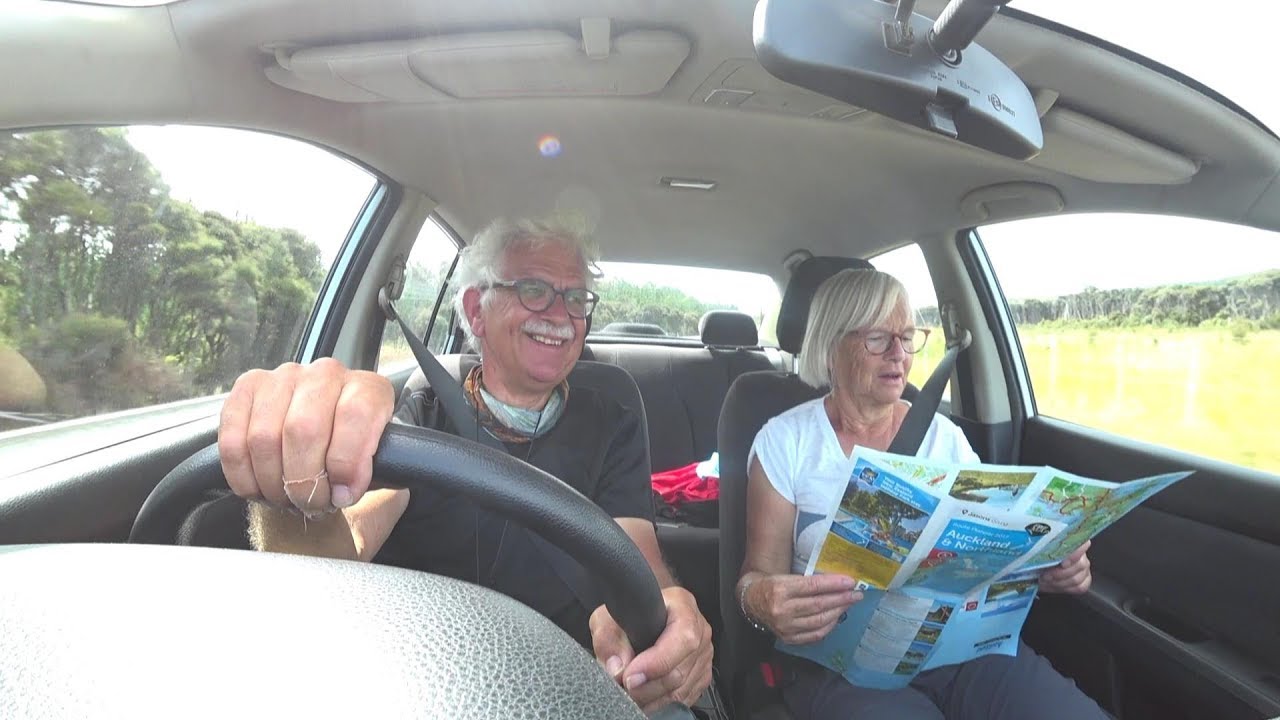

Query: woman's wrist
left=738, top=574, right=771, bottom=634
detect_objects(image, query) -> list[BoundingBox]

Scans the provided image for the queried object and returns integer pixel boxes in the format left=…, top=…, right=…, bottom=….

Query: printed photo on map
left=814, top=458, right=941, bottom=588
left=914, top=623, right=943, bottom=644
left=925, top=602, right=956, bottom=625
left=949, top=469, right=1038, bottom=508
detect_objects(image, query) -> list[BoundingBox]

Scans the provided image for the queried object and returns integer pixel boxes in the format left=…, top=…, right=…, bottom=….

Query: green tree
left=2, top=127, right=328, bottom=416
left=21, top=313, right=189, bottom=415
left=0, top=249, right=19, bottom=342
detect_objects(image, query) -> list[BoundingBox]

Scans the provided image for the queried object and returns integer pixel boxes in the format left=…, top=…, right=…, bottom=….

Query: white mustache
left=522, top=319, right=576, bottom=341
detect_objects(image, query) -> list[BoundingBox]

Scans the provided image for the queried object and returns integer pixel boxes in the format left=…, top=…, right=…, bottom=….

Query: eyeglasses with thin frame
left=855, top=328, right=931, bottom=355
left=488, top=278, right=600, bottom=319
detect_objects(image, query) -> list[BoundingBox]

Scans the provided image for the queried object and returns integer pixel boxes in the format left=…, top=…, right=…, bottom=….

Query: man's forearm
left=246, top=502, right=359, bottom=560
left=246, top=487, right=411, bottom=562
left=652, top=559, right=678, bottom=589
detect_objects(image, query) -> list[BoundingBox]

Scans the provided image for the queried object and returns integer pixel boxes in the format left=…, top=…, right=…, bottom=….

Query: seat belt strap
left=887, top=329, right=972, bottom=455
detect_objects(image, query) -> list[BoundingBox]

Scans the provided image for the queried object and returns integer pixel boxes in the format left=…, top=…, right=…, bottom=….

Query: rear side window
left=0, top=126, right=375, bottom=434
left=979, top=213, right=1280, bottom=474
left=377, top=218, right=459, bottom=373
left=871, top=243, right=948, bottom=399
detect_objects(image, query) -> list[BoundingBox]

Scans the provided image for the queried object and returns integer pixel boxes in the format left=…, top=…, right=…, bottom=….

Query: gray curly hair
left=452, top=214, right=602, bottom=350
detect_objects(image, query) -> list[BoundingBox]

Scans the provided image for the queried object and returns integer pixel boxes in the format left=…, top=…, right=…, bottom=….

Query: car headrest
left=776, top=256, right=875, bottom=354
left=598, top=322, right=668, bottom=336
left=699, top=310, right=758, bottom=347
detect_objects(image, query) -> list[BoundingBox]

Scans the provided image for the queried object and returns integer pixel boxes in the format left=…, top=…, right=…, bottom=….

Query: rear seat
left=584, top=310, right=786, bottom=473
left=584, top=310, right=782, bottom=655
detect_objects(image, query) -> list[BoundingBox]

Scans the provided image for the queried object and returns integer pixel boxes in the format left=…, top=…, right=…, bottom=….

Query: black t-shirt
left=373, top=380, right=654, bottom=648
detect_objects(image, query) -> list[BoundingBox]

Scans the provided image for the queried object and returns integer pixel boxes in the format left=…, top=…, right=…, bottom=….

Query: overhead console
left=263, top=19, right=689, bottom=102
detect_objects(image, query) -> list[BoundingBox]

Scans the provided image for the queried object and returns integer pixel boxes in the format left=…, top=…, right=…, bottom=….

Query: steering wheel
left=0, top=424, right=672, bottom=719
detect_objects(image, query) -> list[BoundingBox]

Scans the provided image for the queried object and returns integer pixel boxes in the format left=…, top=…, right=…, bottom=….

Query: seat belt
left=886, top=328, right=972, bottom=455
left=379, top=288, right=601, bottom=612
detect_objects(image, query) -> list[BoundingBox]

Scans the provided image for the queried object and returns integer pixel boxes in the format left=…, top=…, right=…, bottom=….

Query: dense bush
left=20, top=314, right=190, bottom=415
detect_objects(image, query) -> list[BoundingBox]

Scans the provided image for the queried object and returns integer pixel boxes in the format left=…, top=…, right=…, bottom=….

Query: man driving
left=217, top=216, right=714, bottom=715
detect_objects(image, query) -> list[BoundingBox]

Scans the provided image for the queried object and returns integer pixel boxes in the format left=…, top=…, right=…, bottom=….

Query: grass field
left=910, top=326, right=1280, bottom=475
left=1017, top=326, right=1280, bottom=474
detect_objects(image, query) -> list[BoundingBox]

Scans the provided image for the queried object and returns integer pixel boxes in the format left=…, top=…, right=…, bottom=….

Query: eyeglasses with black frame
left=488, top=278, right=600, bottom=319
left=856, top=328, right=931, bottom=355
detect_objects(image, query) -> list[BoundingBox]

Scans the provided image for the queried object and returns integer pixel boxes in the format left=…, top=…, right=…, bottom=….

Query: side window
left=377, top=218, right=459, bottom=373
left=0, top=126, right=374, bottom=434
left=871, top=243, right=948, bottom=398
left=979, top=213, right=1280, bottom=474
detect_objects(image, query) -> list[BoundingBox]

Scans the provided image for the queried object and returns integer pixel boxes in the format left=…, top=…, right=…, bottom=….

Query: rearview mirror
left=754, top=0, right=1042, bottom=160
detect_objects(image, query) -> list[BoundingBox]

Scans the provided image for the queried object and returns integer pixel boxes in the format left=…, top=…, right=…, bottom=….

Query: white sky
left=125, top=126, right=376, bottom=261
left=107, top=2, right=1279, bottom=313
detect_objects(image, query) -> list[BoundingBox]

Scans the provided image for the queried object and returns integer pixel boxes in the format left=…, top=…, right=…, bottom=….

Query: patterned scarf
left=462, top=366, right=569, bottom=443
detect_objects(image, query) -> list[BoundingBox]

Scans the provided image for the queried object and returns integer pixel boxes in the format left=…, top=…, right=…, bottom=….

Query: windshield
left=1011, top=1, right=1279, bottom=133
left=591, top=262, right=782, bottom=344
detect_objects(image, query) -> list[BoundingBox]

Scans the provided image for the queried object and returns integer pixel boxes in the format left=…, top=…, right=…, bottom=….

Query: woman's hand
left=743, top=573, right=863, bottom=645
left=1040, top=541, right=1092, bottom=594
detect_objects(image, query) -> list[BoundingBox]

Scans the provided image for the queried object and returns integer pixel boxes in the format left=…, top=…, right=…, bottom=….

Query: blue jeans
left=780, top=641, right=1110, bottom=720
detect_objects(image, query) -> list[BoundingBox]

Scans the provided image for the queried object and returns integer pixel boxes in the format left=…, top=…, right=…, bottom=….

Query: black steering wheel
left=3, top=422, right=682, bottom=718
left=130, top=422, right=668, bottom=651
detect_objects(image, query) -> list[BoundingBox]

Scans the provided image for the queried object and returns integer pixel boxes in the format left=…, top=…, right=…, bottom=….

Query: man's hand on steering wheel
left=218, top=358, right=395, bottom=515
left=590, top=586, right=714, bottom=714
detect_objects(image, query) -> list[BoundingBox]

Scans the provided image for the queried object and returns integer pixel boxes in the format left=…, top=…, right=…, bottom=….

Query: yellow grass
left=909, top=326, right=1279, bottom=474
left=1020, top=327, right=1280, bottom=474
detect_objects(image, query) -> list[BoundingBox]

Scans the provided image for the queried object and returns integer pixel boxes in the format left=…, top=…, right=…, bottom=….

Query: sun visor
left=1029, top=105, right=1199, bottom=184
left=265, top=27, right=690, bottom=102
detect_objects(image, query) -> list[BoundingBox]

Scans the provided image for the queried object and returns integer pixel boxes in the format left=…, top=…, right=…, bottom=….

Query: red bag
left=651, top=461, right=720, bottom=505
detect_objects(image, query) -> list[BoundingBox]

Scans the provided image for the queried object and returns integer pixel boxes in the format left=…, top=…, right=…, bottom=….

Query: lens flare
left=538, top=134, right=562, bottom=157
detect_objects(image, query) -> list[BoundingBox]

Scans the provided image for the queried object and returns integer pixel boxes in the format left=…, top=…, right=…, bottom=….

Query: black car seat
left=716, top=256, right=876, bottom=718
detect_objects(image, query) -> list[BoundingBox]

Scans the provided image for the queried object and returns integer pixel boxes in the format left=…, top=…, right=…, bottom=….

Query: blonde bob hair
left=797, top=269, right=911, bottom=389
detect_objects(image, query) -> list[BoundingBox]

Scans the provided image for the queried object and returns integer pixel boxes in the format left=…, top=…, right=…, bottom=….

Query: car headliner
left=4, top=0, right=1279, bottom=279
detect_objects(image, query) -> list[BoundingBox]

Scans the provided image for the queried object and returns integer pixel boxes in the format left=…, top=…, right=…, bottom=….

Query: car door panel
left=1019, top=416, right=1280, bottom=719
left=0, top=417, right=218, bottom=545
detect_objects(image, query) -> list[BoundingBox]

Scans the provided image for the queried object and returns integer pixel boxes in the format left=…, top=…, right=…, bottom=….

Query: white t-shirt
left=750, top=396, right=979, bottom=574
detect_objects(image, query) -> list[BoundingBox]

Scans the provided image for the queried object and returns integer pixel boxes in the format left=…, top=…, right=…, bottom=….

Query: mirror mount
left=754, top=0, right=1042, bottom=160
left=929, top=0, right=1012, bottom=61
left=885, top=0, right=918, bottom=54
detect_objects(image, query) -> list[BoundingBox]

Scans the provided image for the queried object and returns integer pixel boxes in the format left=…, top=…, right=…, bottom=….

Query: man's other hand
left=589, top=586, right=713, bottom=716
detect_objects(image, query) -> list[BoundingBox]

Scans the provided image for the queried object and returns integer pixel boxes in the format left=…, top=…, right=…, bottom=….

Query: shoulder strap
left=887, top=329, right=971, bottom=456
left=380, top=289, right=601, bottom=613
left=381, top=288, right=505, bottom=452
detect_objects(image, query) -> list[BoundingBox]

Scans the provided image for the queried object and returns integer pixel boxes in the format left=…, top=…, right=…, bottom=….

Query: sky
left=111, top=1, right=1280, bottom=314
